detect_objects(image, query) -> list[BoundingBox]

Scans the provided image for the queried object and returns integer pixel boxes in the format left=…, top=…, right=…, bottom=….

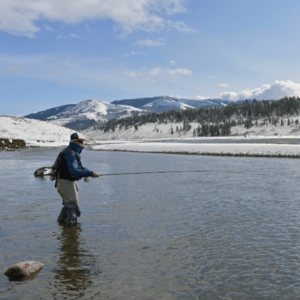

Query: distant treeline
left=94, top=96, right=300, bottom=136
left=64, top=118, right=103, bottom=131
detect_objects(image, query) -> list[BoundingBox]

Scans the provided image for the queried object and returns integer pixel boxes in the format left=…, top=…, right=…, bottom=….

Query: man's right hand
left=92, top=172, right=100, bottom=178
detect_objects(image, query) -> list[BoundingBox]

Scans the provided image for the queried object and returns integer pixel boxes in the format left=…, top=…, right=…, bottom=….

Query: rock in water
left=4, top=261, right=45, bottom=279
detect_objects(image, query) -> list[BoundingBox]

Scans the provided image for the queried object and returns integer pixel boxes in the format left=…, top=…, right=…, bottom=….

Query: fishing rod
left=84, top=170, right=210, bottom=181
left=99, top=170, right=211, bottom=176
left=90, top=169, right=266, bottom=177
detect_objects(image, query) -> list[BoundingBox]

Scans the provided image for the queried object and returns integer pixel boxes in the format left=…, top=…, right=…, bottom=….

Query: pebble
left=4, top=261, right=45, bottom=279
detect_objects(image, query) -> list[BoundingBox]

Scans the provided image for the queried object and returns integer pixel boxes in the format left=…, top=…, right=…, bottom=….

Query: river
left=1, top=147, right=300, bottom=299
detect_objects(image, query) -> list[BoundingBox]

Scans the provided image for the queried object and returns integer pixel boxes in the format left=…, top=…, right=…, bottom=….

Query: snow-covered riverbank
left=0, top=116, right=91, bottom=147
left=91, top=141, right=300, bottom=158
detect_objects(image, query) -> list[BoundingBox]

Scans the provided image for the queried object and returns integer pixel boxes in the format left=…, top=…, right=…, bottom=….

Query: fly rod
left=98, top=170, right=210, bottom=176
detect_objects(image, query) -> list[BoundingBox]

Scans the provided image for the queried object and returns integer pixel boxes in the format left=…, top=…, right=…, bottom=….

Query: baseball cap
left=70, top=132, right=86, bottom=142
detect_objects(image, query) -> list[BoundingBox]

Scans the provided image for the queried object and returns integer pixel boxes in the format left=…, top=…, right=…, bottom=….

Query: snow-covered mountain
left=142, top=97, right=195, bottom=112
left=0, top=115, right=91, bottom=147
left=48, top=99, right=146, bottom=122
left=111, top=96, right=264, bottom=110
left=25, top=96, right=266, bottom=131
left=25, top=104, right=76, bottom=120
left=26, top=99, right=147, bottom=130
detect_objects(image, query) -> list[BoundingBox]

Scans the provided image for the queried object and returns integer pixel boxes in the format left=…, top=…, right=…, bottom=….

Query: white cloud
left=167, top=20, right=197, bottom=33
left=44, top=24, right=54, bottom=31
left=120, top=71, right=141, bottom=78
left=70, top=33, right=80, bottom=38
left=0, top=0, right=188, bottom=37
left=123, top=51, right=146, bottom=57
left=134, top=39, right=165, bottom=47
left=150, top=67, right=192, bottom=77
left=167, top=68, right=192, bottom=77
left=220, top=80, right=300, bottom=101
left=56, top=34, right=65, bottom=40
left=217, top=83, right=229, bottom=88
left=147, top=77, right=155, bottom=83
left=169, top=60, right=176, bottom=65
left=150, top=67, right=162, bottom=76
left=85, top=24, right=92, bottom=33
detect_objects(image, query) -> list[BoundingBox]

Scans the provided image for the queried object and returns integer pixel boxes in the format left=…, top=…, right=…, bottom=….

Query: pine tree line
left=95, top=96, right=300, bottom=136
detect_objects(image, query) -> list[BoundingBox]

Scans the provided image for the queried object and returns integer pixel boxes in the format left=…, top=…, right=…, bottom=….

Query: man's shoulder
left=63, top=146, right=76, bottom=155
left=63, top=147, right=77, bottom=160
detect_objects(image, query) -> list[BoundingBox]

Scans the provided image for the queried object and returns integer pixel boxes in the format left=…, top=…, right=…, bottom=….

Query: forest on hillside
left=94, top=96, right=300, bottom=137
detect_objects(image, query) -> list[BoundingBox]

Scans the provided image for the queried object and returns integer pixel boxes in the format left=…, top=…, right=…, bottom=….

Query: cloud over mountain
left=220, top=80, right=300, bottom=101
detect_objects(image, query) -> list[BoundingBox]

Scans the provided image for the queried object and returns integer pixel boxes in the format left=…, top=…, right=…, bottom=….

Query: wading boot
left=66, top=207, right=78, bottom=226
left=57, top=206, right=67, bottom=223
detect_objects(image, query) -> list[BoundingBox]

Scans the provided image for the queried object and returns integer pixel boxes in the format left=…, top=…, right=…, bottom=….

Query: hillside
left=84, top=115, right=300, bottom=140
left=24, top=97, right=262, bottom=131
left=0, top=115, right=91, bottom=147
left=85, top=96, right=300, bottom=140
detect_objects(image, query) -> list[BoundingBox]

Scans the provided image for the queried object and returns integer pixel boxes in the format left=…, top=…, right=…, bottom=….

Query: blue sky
left=1, top=0, right=300, bottom=115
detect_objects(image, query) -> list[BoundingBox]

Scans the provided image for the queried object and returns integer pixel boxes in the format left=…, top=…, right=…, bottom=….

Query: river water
left=1, top=147, right=300, bottom=299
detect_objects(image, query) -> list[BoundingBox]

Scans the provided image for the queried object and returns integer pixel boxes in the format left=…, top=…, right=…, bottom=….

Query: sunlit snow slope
left=142, top=98, right=195, bottom=112
left=47, top=99, right=146, bottom=126
left=0, top=116, right=90, bottom=147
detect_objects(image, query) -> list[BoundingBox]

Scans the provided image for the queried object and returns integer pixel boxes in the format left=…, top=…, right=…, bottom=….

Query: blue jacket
left=64, top=142, right=93, bottom=179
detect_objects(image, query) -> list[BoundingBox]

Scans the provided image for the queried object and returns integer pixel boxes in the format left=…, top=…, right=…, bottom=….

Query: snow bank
left=0, top=115, right=91, bottom=147
left=91, top=142, right=300, bottom=158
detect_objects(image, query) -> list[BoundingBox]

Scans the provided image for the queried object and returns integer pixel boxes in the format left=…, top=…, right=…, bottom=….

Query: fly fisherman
left=57, top=132, right=100, bottom=225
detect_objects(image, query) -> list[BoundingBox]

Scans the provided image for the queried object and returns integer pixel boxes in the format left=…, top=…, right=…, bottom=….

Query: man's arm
left=84, top=167, right=100, bottom=177
left=65, top=153, right=94, bottom=178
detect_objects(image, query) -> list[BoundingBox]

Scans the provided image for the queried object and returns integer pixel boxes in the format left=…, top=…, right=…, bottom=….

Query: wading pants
left=57, top=178, right=81, bottom=224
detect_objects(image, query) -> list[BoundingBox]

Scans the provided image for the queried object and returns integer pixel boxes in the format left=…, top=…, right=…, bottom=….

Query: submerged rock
left=34, top=167, right=54, bottom=177
left=4, top=261, right=45, bottom=279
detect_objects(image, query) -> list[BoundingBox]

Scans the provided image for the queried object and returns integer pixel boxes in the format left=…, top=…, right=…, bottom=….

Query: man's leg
left=57, top=178, right=80, bottom=225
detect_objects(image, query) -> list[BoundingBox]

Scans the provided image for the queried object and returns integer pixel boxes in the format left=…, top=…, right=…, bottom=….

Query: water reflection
left=52, top=225, right=96, bottom=299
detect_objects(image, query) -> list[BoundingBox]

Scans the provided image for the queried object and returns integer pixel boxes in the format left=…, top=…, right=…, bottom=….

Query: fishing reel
left=84, top=177, right=90, bottom=183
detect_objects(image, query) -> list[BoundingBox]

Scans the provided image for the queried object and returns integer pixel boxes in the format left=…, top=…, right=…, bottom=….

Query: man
left=57, top=132, right=100, bottom=225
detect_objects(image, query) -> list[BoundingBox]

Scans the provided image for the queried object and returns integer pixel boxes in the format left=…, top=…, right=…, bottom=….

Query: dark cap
left=70, top=132, right=86, bottom=141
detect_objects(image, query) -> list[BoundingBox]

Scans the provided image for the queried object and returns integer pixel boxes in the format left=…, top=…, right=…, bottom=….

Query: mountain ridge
left=24, top=96, right=269, bottom=130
